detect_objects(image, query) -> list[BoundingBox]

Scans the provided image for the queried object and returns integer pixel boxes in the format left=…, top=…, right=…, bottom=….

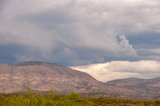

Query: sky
left=0, top=0, right=160, bottom=68
left=71, top=60, right=160, bottom=82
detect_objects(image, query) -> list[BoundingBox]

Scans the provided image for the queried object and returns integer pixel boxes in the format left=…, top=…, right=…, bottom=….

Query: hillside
left=107, top=77, right=160, bottom=99
left=0, top=61, right=134, bottom=98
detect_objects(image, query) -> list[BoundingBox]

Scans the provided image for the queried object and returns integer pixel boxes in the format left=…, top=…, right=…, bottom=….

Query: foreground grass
left=0, top=92, right=160, bottom=106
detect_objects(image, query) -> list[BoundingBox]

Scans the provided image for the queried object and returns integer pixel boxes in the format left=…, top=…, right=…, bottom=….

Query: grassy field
left=0, top=92, right=160, bottom=106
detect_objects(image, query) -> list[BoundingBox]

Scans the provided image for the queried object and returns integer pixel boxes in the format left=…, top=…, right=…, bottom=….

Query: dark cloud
left=127, top=32, right=160, bottom=60
left=0, top=0, right=8, bottom=13
left=0, top=0, right=160, bottom=66
left=0, top=44, right=25, bottom=63
left=128, top=32, right=160, bottom=48
left=0, top=44, right=53, bottom=64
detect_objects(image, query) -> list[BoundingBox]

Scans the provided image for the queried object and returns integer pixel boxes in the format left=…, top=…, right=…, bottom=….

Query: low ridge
left=106, top=77, right=160, bottom=99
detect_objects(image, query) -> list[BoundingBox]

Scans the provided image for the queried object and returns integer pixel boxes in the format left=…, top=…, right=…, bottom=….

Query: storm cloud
left=0, top=0, right=160, bottom=65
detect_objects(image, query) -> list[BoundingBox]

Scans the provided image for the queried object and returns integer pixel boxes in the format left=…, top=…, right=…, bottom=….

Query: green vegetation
left=0, top=91, right=160, bottom=106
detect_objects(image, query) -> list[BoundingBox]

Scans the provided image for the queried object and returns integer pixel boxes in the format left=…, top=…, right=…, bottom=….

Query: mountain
left=106, top=77, right=160, bottom=99
left=2, top=61, right=160, bottom=99
left=0, top=61, right=133, bottom=98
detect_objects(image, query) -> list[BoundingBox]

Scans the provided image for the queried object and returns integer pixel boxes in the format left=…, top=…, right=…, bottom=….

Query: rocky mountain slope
left=0, top=61, right=133, bottom=98
left=107, top=77, right=160, bottom=99
left=1, top=61, right=160, bottom=99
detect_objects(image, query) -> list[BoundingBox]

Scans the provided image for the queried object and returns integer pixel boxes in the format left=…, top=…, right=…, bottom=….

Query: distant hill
left=106, top=77, right=160, bottom=99
left=0, top=61, right=133, bottom=98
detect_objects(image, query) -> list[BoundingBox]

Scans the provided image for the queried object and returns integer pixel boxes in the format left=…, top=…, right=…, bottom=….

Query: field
left=0, top=91, right=160, bottom=106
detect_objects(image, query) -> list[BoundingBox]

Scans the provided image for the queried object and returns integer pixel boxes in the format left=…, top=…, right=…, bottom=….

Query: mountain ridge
left=106, top=77, right=160, bottom=99
left=0, top=61, right=133, bottom=98
left=0, top=61, right=160, bottom=99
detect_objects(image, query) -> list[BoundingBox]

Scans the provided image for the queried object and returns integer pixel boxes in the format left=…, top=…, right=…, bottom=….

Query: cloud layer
left=71, top=60, right=160, bottom=82
left=0, top=0, right=160, bottom=65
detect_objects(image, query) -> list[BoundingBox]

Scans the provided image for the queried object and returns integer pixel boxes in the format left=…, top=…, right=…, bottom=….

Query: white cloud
left=0, top=0, right=160, bottom=65
left=71, top=60, right=160, bottom=82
